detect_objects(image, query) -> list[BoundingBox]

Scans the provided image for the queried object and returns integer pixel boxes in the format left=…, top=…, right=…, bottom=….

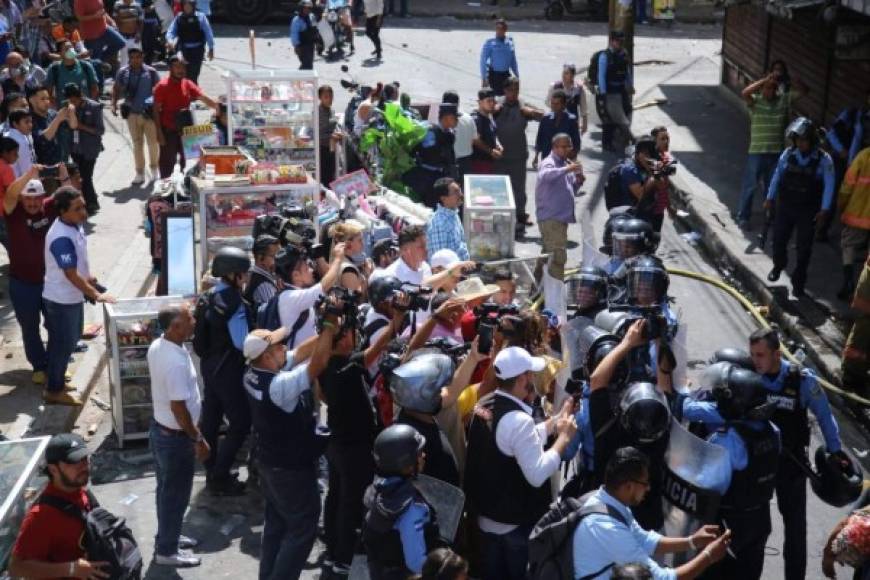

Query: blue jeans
left=149, top=421, right=195, bottom=556
left=84, top=27, right=126, bottom=63
left=737, top=153, right=779, bottom=221
left=480, top=525, right=533, bottom=580
left=44, top=299, right=82, bottom=392
left=258, top=462, right=320, bottom=580
left=9, top=278, right=47, bottom=372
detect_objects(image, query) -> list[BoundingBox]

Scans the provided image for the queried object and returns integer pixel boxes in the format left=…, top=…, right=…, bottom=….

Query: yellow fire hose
left=530, top=266, right=870, bottom=407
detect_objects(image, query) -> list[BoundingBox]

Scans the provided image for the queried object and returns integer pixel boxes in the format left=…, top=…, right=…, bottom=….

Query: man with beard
left=8, top=433, right=112, bottom=579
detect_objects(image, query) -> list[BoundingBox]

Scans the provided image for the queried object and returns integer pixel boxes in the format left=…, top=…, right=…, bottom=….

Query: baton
left=758, top=203, right=775, bottom=249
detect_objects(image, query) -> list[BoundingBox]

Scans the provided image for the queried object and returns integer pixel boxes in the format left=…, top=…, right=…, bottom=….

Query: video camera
left=622, top=308, right=669, bottom=342
left=315, top=286, right=362, bottom=333
left=399, top=284, right=433, bottom=311
left=650, top=159, right=678, bottom=179
left=252, top=202, right=317, bottom=249
left=422, top=337, right=472, bottom=364
left=474, top=302, right=520, bottom=328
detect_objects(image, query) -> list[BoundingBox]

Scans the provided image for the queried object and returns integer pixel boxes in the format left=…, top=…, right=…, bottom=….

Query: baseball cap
left=45, top=433, right=89, bottom=464
left=23, top=179, right=45, bottom=197
left=243, top=330, right=273, bottom=362
left=431, top=249, right=460, bottom=270
left=493, top=346, right=546, bottom=380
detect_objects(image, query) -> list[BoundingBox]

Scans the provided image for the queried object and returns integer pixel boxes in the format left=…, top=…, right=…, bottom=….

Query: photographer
left=244, top=235, right=280, bottom=309
left=370, top=237, right=399, bottom=275
left=649, top=126, right=674, bottom=233
left=315, top=288, right=407, bottom=579
left=111, top=46, right=159, bottom=186
left=275, top=241, right=345, bottom=348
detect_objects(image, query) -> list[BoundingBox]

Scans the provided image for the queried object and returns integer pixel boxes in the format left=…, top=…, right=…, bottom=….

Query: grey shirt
left=115, top=64, right=159, bottom=114
left=495, top=99, right=530, bottom=160
left=72, top=98, right=105, bottom=159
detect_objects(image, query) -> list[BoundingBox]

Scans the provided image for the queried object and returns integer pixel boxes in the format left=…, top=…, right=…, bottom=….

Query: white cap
left=430, top=248, right=460, bottom=270
left=243, top=332, right=271, bottom=362
left=22, top=179, right=45, bottom=197
left=493, top=346, right=546, bottom=380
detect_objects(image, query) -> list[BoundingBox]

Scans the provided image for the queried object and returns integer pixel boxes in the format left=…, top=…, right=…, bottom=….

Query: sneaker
left=154, top=552, right=201, bottom=567
left=43, top=390, right=83, bottom=406
left=131, top=172, right=145, bottom=185
left=178, top=535, right=199, bottom=549
left=767, top=268, right=781, bottom=282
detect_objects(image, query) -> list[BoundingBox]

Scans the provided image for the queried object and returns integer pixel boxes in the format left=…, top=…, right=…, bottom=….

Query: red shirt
left=460, top=310, right=489, bottom=383
left=73, top=0, right=108, bottom=41
left=4, top=196, right=56, bottom=284
left=12, top=483, right=93, bottom=578
left=153, top=77, right=202, bottom=131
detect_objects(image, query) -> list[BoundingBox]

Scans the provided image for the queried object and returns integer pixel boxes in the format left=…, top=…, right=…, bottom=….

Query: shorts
left=841, top=225, right=870, bottom=265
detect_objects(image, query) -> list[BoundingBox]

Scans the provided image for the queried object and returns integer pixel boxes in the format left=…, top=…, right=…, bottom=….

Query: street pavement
left=0, top=14, right=865, bottom=580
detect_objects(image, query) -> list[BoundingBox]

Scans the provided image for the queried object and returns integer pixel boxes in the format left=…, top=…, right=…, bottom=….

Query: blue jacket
left=480, top=36, right=518, bottom=79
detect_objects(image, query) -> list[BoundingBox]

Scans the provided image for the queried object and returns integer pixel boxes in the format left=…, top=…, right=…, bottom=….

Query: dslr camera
left=315, top=286, right=362, bottom=333
left=624, top=308, right=669, bottom=341
left=398, top=284, right=433, bottom=311
left=650, top=159, right=678, bottom=179
left=423, top=337, right=471, bottom=364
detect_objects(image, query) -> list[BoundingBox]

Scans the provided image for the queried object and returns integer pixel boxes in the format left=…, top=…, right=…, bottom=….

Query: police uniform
left=844, top=257, right=870, bottom=394
left=479, top=36, right=518, bottom=96
left=767, top=145, right=835, bottom=294
left=762, top=358, right=842, bottom=580
left=402, top=120, right=457, bottom=209
left=597, top=48, right=632, bottom=151
left=168, top=10, right=213, bottom=85
left=196, top=282, right=253, bottom=486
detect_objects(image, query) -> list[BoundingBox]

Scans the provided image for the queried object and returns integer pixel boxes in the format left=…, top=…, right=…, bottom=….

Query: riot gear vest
left=363, top=479, right=442, bottom=580
left=243, top=366, right=321, bottom=469
left=196, top=286, right=252, bottom=362
left=243, top=269, right=274, bottom=307
left=766, top=365, right=810, bottom=451
left=465, top=393, right=553, bottom=526
left=417, top=125, right=456, bottom=174
left=605, top=49, right=629, bottom=94
left=780, top=148, right=824, bottom=209
left=177, top=13, right=205, bottom=45
left=720, top=423, right=779, bottom=511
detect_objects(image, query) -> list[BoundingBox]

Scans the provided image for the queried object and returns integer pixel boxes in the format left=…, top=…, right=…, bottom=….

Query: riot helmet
left=786, top=117, right=819, bottom=148
left=566, top=266, right=608, bottom=311
left=369, top=275, right=403, bottom=307
left=274, top=245, right=307, bottom=283
left=211, top=247, right=251, bottom=278
left=619, top=382, right=671, bottom=444
left=625, top=255, right=669, bottom=307
left=612, top=218, right=656, bottom=261
left=577, top=325, right=628, bottom=385
left=710, top=347, right=754, bottom=371
left=390, top=352, right=455, bottom=414
left=811, top=446, right=863, bottom=507
left=712, top=366, right=775, bottom=421
left=601, top=207, right=634, bottom=255
left=373, top=424, right=426, bottom=476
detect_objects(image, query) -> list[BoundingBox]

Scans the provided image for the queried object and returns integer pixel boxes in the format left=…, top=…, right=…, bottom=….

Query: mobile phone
left=40, top=165, right=59, bottom=178
left=478, top=323, right=493, bottom=355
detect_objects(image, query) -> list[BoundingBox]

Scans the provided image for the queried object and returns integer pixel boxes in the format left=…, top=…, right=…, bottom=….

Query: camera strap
left=286, top=309, right=310, bottom=349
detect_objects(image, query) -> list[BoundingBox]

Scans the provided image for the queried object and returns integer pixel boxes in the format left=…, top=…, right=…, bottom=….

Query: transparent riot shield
left=413, top=474, right=465, bottom=543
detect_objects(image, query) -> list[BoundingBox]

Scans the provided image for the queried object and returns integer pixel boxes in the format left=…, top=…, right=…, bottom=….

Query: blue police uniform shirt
left=383, top=476, right=431, bottom=575
left=827, top=108, right=868, bottom=164
left=563, top=383, right=595, bottom=471
left=761, top=358, right=842, bottom=452
left=597, top=49, right=634, bottom=96
left=213, top=280, right=249, bottom=351
left=766, top=147, right=836, bottom=211
left=166, top=11, right=215, bottom=50
left=290, top=13, right=316, bottom=47
left=479, top=36, right=519, bottom=80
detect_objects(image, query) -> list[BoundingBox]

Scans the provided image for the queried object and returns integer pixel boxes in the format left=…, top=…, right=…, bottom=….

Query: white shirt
left=363, top=0, right=384, bottom=15
left=147, top=337, right=202, bottom=430
left=363, top=307, right=390, bottom=377
left=43, top=218, right=90, bottom=304
left=454, top=112, right=477, bottom=159
left=370, top=257, right=432, bottom=326
left=478, top=391, right=560, bottom=535
left=6, top=128, right=33, bottom=177
left=277, top=284, right=323, bottom=347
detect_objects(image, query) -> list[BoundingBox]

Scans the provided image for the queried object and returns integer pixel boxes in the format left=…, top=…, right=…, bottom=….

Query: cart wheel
left=545, top=3, right=564, bottom=20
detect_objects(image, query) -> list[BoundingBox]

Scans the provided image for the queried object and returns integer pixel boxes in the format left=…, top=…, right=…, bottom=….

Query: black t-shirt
left=471, top=110, right=498, bottom=162
left=320, top=352, right=377, bottom=445
left=396, top=410, right=459, bottom=487
left=32, top=110, right=62, bottom=166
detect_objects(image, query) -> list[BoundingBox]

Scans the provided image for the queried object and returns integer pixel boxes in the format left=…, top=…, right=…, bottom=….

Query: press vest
left=244, top=269, right=274, bottom=307
left=465, top=393, right=552, bottom=526
left=176, top=13, right=205, bottom=46
left=720, top=423, right=779, bottom=511
left=767, top=365, right=810, bottom=451
left=605, top=49, right=629, bottom=94
left=418, top=124, right=456, bottom=174
left=780, top=148, right=824, bottom=209
left=198, top=286, right=251, bottom=363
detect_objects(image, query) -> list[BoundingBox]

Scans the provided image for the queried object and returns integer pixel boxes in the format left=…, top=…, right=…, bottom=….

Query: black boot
left=838, top=264, right=857, bottom=301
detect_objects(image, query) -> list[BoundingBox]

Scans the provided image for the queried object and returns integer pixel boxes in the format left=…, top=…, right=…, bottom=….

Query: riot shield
left=581, top=209, right=610, bottom=270
left=413, top=474, right=465, bottom=543
left=349, top=555, right=371, bottom=580
left=661, top=419, right=732, bottom=567
left=565, top=316, right=596, bottom=377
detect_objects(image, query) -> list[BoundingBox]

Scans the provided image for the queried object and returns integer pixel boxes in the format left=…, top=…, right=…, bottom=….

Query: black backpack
left=527, top=492, right=628, bottom=580
left=37, top=491, right=143, bottom=580
left=256, top=288, right=310, bottom=348
left=604, top=163, right=632, bottom=210
left=587, top=49, right=606, bottom=90
left=191, top=291, right=213, bottom=359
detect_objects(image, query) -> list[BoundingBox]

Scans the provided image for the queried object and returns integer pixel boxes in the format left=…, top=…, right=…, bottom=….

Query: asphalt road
left=80, top=18, right=867, bottom=580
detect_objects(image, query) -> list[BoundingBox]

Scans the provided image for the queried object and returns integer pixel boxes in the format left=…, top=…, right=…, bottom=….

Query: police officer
left=765, top=117, right=835, bottom=298
left=597, top=30, right=633, bottom=152
left=610, top=218, right=657, bottom=273
left=241, top=327, right=330, bottom=580
left=748, top=327, right=846, bottom=580
left=479, top=19, right=518, bottom=97
left=566, top=266, right=608, bottom=320
left=290, top=1, right=317, bottom=70
left=165, top=0, right=215, bottom=85
left=245, top=235, right=281, bottom=309
left=681, top=362, right=780, bottom=580
left=194, top=247, right=253, bottom=495
left=362, top=424, right=444, bottom=580
left=402, top=103, right=458, bottom=208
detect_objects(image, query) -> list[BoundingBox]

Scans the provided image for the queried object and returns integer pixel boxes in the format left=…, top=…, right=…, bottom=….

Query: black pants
left=772, top=202, right=817, bottom=291
left=71, top=154, right=98, bottom=208
left=181, top=45, right=205, bottom=85
left=365, top=16, right=382, bottom=55
left=320, top=145, right=336, bottom=186
left=142, top=20, right=161, bottom=64
left=297, top=43, right=315, bottom=70
left=703, top=507, right=771, bottom=580
left=199, top=356, right=251, bottom=481
left=488, top=70, right=510, bottom=96
left=495, top=156, right=527, bottom=223
left=159, top=129, right=184, bottom=178
left=775, top=459, right=807, bottom=580
left=324, top=441, right=374, bottom=568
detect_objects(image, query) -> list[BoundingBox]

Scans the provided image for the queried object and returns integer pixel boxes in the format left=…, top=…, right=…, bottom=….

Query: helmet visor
left=627, top=266, right=665, bottom=306
left=567, top=274, right=606, bottom=309
left=612, top=232, right=643, bottom=261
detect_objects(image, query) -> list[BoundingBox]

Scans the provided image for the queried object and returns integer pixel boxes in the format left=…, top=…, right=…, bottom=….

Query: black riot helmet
left=712, top=366, right=775, bottom=421
left=390, top=352, right=455, bottom=414
left=211, top=247, right=251, bottom=278
left=577, top=324, right=628, bottom=385
left=274, top=245, right=307, bottom=283
left=369, top=275, right=404, bottom=307
left=566, top=266, right=608, bottom=311
left=612, top=218, right=656, bottom=261
left=625, top=255, right=669, bottom=307
left=811, top=446, right=863, bottom=507
left=600, top=207, right=635, bottom=255
left=372, top=424, right=427, bottom=477
left=786, top=117, right=819, bottom=148
left=710, top=347, right=754, bottom=371
left=619, top=382, right=671, bottom=444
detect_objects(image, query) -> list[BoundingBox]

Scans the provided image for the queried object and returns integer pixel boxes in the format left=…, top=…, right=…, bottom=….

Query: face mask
left=64, top=49, right=77, bottom=60
left=348, top=251, right=366, bottom=266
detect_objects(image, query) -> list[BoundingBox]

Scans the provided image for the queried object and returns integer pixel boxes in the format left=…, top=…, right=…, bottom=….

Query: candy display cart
left=225, top=69, right=320, bottom=174
left=463, top=174, right=516, bottom=261
left=104, top=296, right=187, bottom=445
left=0, top=437, right=49, bottom=569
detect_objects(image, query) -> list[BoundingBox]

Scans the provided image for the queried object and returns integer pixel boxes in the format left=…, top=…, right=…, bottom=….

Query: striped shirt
left=747, top=92, right=795, bottom=154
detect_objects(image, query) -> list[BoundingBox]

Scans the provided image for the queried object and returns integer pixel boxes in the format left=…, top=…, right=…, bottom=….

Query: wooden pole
left=249, top=29, right=256, bottom=69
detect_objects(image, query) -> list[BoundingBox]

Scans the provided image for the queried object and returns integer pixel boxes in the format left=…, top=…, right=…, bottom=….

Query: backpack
left=256, top=288, right=310, bottom=348
left=191, top=291, right=213, bottom=358
left=527, top=492, right=628, bottom=580
left=603, top=163, right=632, bottom=210
left=586, top=49, right=606, bottom=90
left=37, top=491, right=143, bottom=580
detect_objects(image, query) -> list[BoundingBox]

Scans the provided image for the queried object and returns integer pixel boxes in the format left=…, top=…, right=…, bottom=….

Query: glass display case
left=104, top=297, right=187, bottom=445
left=191, top=177, right=320, bottom=278
left=0, top=436, right=49, bottom=569
left=225, top=69, right=319, bottom=174
left=463, top=174, right=516, bottom=261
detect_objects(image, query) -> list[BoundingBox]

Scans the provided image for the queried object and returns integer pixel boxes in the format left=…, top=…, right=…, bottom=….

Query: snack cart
left=104, top=296, right=188, bottom=446
left=463, top=174, right=516, bottom=261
